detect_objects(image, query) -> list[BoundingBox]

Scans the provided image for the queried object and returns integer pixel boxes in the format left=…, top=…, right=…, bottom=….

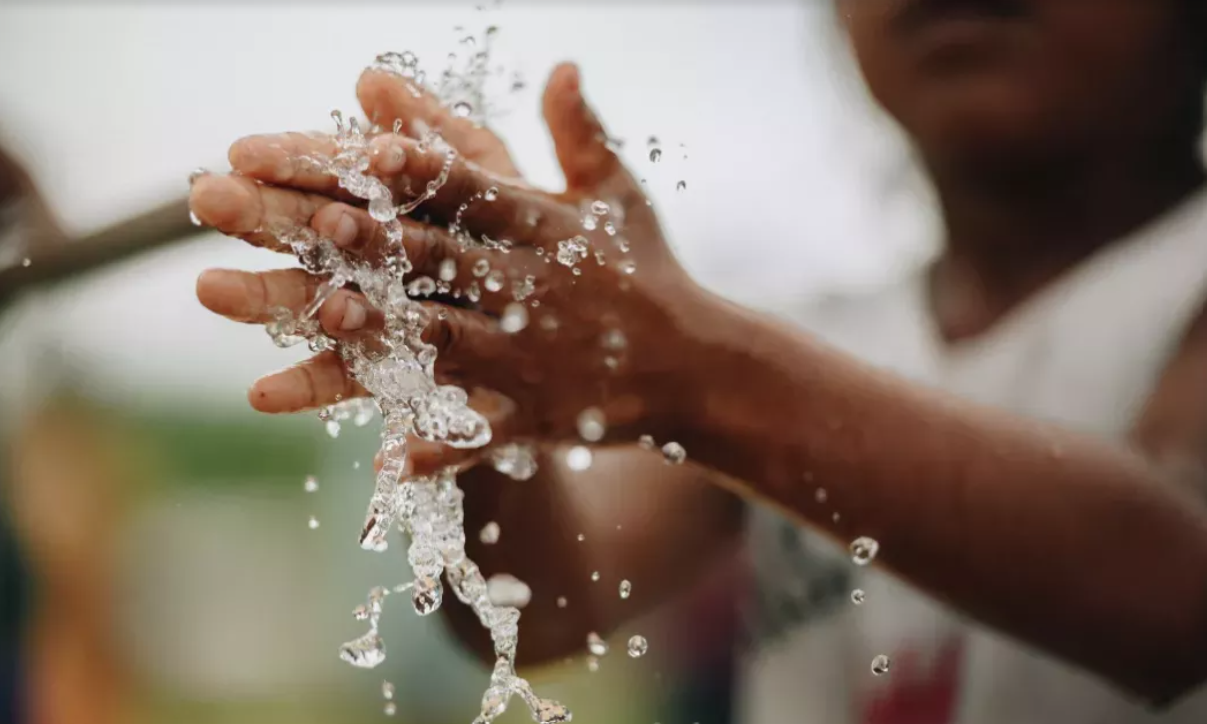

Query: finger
left=373, top=390, right=520, bottom=475
left=542, top=63, right=636, bottom=195
left=358, top=66, right=521, bottom=178
left=197, top=268, right=385, bottom=339
left=309, top=201, right=550, bottom=312
left=225, top=132, right=360, bottom=202
left=230, top=130, right=580, bottom=249
left=248, top=350, right=368, bottom=414
left=189, top=173, right=333, bottom=251
left=421, top=303, right=512, bottom=376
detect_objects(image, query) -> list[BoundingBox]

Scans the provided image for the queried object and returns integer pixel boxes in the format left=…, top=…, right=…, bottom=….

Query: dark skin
left=192, top=0, right=1207, bottom=705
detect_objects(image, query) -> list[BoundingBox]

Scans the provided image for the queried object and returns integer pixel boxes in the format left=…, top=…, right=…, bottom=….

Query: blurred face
left=839, top=0, right=1207, bottom=173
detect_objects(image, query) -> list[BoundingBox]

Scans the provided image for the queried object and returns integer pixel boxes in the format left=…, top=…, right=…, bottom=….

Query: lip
left=897, top=0, right=1028, bottom=27
left=892, top=0, right=1029, bottom=54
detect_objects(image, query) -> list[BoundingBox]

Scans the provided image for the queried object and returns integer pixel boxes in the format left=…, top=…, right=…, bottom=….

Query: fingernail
left=196, top=269, right=250, bottom=315
left=334, top=213, right=358, bottom=247
left=340, top=297, right=368, bottom=331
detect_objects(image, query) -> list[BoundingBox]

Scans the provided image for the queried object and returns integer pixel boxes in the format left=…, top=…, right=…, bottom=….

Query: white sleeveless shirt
left=739, top=188, right=1207, bottom=724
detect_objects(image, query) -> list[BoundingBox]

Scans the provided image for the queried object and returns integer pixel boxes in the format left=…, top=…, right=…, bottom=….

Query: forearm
left=679, top=298, right=1207, bottom=701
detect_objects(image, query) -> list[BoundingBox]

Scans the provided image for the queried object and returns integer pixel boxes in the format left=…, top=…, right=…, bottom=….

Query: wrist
left=671, top=294, right=821, bottom=478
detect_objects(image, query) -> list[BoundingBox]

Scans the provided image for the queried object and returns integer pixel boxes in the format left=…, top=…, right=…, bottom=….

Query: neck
left=927, top=142, right=1205, bottom=342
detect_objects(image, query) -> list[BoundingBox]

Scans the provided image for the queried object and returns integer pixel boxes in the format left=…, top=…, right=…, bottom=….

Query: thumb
left=542, top=63, right=622, bottom=191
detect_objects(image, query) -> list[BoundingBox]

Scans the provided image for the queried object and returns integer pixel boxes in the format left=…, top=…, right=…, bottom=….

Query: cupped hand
left=192, top=62, right=720, bottom=456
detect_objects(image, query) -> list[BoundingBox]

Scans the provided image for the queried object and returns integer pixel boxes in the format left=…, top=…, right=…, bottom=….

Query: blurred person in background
left=1, top=143, right=132, bottom=724
left=191, top=0, right=1207, bottom=722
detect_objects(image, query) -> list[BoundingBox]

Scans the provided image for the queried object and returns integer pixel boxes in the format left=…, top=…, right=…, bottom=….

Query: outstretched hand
left=192, top=62, right=720, bottom=464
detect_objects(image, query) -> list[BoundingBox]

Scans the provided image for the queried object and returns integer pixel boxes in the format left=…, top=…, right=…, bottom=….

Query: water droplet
left=392, top=119, right=404, bottom=134
left=850, top=536, right=879, bottom=566
left=486, top=573, right=532, bottom=608
left=649, top=148, right=662, bottom=163
left=577, top=407, right=607, bottom=442
left=353, top=604, right=370, bottom=621
left=353, top=460, right=361, bottom=470
left=619, top=260, right=637, bottom=275
left=586, top=656, right=600, bottom=672
left=189, top=210, right=203, bottom=227
left=411, top=575, right=443, bottom=615
left=600, top=328, right=627, bottom=352
left=473, top=258, right=491, bottom=277
left=407, top=276, right=437, bottom=297
left=438, top=257, right=458, bottom=282
left=676, top=180, right=686, bottom=192
left=815, top=488, right=828, bottom=504
left=304, top=475, right=319, bottom=493
left=582, top=214, right=597, bottom=231
left=491, top=443, right=538, bottom=480
left=851, top=589, right=866, bottom=605
left=479, top=521, right=500, bottom=544
left=383, top=680, right=396, bottom=700
left=556, top=596, right=568, bottom=608
left=339, top=631, right=386, bottom=669
left=661, top=442, right=687, bottom=465
left=308, top=516, right=320, bottom=530
left=500, top=302, right=529, bottom=334
left=638, top=435, right=656, bottom=450
left=603, top=221, right=617, bottom=236
left=591, top=200, right=610, bottom=215
left=576, top=533, right=586, bottom=542
left=326, top=420, right=341, bottom=438
left=590, top=571, right=601, bottom=582
left=21, top=257, right=31, bottom=268
left=627, top=635, right=648, bottom=658
left=453, top=101, right=473, bottom=118
left=566, top=445, right=593, bottom=472
left=535, top=698, right=571, bottom=724
left=556, top=236, right=590, bottom=266
left=484, top=270, right=505, bottom=293
left=871, top=654, right=891, bottom=676
left=619, top=580, right=632, bottom=599
left=187, top=167, right=208, bottom=186
left=587, top=631, right=609, bottom=656
left=384, top=702, right=397, bottom=716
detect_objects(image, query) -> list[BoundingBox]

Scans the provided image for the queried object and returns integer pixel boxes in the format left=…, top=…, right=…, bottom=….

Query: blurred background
left=0, top=2, right=936, bottom=723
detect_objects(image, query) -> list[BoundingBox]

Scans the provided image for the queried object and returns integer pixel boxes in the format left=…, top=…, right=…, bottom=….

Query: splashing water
left=245, top=41, right=572, bottom=724
left=660, top=442, right=687, bottom=465
left=850, top=536, right=880, bottom=566
left=870, top=654, right=891, bottom=676
left=586, top=631, right=609, bottom=657
left=626, top=635, right=649, bottom=658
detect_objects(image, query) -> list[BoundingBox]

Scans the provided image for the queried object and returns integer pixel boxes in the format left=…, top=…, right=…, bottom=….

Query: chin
left=901, top=79, right=1063, bottom=173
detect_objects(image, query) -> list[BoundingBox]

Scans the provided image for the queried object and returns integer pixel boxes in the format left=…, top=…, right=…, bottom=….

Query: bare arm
left=676, top=294, right=1207, bottom=704
left=441, top=447, right=742, bottom=667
